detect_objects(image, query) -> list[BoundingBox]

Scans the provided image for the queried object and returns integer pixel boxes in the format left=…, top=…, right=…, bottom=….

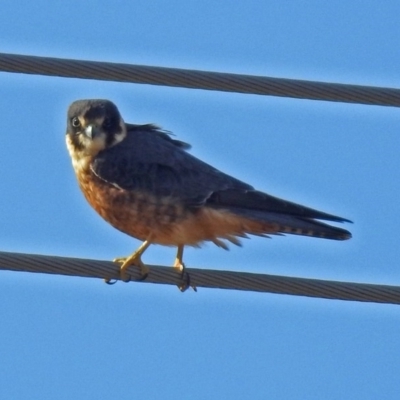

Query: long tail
left=225, top=207, right=351, bottom=240
left=207, top=189, right=352, bottom=241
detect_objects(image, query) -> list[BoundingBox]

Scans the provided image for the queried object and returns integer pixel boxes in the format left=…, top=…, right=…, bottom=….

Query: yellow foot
left=174, top=254, right=197, bottom=292
left=104, top=240, right=152, bottom=284
left=113, top=253, right=150, bottom=283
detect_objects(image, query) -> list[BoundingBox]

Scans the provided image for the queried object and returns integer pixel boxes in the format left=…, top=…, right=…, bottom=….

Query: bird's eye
left=71, top=117, right=81, bottom=128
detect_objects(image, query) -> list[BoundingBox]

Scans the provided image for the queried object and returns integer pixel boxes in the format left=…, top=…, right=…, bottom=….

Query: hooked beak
left=84, top=125, right=102, bottom=139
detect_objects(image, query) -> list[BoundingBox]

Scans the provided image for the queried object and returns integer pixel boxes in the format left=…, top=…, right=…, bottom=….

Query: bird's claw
left=112, top=255, right=150, bottom=283
left=174, top=261, right=197, bottom=292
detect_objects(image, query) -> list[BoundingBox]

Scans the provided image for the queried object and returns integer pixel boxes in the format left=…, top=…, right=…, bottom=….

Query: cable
left=1, top=54, right=398, bottom=303
left=1, top=52, right=400, bottom=106
left=0, top=251, right=399, bottom=304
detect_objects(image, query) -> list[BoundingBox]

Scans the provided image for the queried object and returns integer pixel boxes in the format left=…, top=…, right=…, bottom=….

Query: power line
left=1, top=52, right=400, bottom=106
left=1, top=251, right=399, bottom=304
left=1, top=54, right=397, bottom=303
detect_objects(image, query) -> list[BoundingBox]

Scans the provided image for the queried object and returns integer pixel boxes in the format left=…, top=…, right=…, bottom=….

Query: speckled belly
left=75, top=169, right=276, bottom=248
left=77, top=169, right=188, bottom=243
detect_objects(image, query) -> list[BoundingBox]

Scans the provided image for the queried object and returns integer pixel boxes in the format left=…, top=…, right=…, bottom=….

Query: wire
left=1, top=54, right=398, bottom=303
left=1, top=251, right=399, bottom=304
left=1, top=52, right=400, bottom=106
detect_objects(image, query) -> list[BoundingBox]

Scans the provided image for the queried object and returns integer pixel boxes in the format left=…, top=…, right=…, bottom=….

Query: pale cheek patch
left=66, top=135, right=79, bottom=161
left=78, top=132, right=107, bottom=155
left=111, top=130, right=126, bottom=146
left=66, top=133, right=106, bottom=173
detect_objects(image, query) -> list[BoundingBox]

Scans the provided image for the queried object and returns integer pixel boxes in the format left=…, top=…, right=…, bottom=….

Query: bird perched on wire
left=65, top=99, right=351, bottom=290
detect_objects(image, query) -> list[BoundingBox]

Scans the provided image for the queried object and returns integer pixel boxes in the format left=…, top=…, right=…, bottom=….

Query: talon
left=174, top=245, right=197, bottom=292
left=136, top=269, right=149, bottom=281
left=176, top=269, right=197, bottom=292
left=114, top=255, right=149, bottom=282
left=177, top=269, right=191, bottom=292
left=113, top=239, right=152, bottom=282
left=104, top=278, right=118, bottom=285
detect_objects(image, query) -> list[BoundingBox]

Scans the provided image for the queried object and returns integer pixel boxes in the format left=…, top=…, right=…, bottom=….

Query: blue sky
left=1, top=1, right=400, bottom=399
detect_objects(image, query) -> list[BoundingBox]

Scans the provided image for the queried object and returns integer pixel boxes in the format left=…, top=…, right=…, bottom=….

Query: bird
left=65, top=99, right=351, bottom=290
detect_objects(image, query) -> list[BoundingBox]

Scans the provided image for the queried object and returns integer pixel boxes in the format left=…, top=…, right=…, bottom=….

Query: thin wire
left=1, top=52, right=400, bottom=106
left=1, top=54, right=398, bottom=303
left=1, top=251, right=399, bottom=304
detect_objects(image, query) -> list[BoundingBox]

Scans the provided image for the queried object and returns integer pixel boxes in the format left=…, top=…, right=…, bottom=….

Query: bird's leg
left=113, top=240, right=151, bottom=282
left=173, top=245, right=197, bottom=292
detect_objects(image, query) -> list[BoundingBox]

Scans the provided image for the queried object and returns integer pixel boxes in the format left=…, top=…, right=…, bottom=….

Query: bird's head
left=66, top=99, right=127, bottom=161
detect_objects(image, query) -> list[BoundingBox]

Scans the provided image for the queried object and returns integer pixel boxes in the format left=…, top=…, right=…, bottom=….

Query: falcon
left=66, top=99, right=351, bottom=289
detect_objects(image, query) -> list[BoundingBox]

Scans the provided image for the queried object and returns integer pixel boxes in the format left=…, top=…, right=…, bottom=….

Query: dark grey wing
left=91, top=124, right=252, bottom=206
left=91, top=124, right=351, bottom=240
left=207, top=189, right=351, bottom=223
left=124, top=123, right=192, bottom=150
